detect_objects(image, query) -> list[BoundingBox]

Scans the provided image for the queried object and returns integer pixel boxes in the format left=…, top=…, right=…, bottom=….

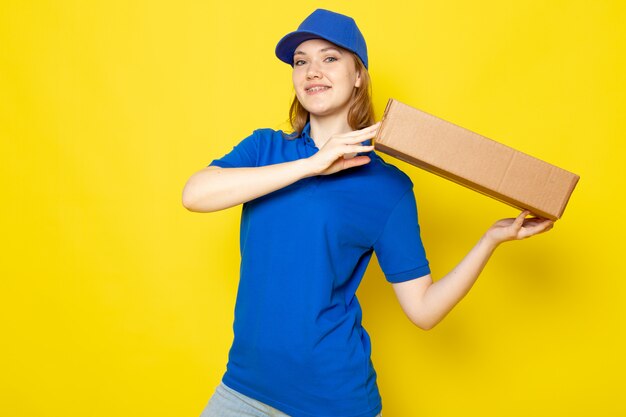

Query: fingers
left=343, top=122, right=380, bottom=135
left=359, top=121, right=381, bottom=131
left=518, top=217, right=554, bottom=239
left=322, top=124, right=378, bottom=160
left=525, top=219, right=554, bottom=235
left=488, top=208, right=555, bottom=242
left=336, top=122, right=380, bottom=144
left=313, top=122, right=380, bottom=172
left=342, top=155, right=371, bottom=168
left=513, top=210, right=530, bottom=229
left=344, top=146, right=376, bottom=159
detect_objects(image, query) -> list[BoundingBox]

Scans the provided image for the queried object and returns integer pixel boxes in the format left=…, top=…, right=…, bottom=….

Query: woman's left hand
left=485, top=210, right=554, bottom=247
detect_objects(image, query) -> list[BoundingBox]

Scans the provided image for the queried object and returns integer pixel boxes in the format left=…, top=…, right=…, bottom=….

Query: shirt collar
left=302, top=121, right=312, bottom=139
left=300, top=121, right=373, bottom=149
left=301, top=121, right=316, bottom=147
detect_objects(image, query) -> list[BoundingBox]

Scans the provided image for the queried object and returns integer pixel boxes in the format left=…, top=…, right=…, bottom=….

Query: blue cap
left=275, top=9, right=368, bottom=69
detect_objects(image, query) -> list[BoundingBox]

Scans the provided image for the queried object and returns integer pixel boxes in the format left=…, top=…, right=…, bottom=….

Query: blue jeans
left=199, top=382, right=382, bottom=417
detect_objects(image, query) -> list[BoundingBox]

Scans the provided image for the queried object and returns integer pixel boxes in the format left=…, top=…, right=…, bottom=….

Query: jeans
left=199, top=382, right=382, bottom=417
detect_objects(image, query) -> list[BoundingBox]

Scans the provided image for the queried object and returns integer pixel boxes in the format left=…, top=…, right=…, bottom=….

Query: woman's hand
left=306, top=122, right=379, bottom=176
left=484, top=210, right=554, bottom=247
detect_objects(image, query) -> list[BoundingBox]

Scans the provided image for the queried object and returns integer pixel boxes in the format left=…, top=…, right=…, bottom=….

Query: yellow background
left=2, top=1, right=624, bottom=416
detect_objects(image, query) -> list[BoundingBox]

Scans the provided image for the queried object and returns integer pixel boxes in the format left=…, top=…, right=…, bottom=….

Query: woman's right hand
left=307, top=122, right=379, bottom=176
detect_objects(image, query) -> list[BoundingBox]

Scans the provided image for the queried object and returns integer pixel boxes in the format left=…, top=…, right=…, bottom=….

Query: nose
left=306, top=61, right=322, bottom=80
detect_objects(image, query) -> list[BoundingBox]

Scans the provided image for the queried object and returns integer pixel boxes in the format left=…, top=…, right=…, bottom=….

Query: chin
left=298, top=102, right=329, bottom=116
left=298, top=97, right=350, bottom=118
left=308, top=107, right=333, bottom=117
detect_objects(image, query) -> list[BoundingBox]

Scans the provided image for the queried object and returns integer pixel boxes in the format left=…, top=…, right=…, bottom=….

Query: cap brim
left=275, top=31, right=331, bottom=66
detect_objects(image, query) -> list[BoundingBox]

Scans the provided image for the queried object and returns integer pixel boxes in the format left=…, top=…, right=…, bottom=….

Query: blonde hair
left=286, top=54, right=375, bottom=138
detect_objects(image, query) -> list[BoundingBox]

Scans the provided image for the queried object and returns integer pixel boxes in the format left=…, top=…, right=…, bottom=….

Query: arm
left=182, top=161, right=312, bottom=212
left=392, top=211, right=554, bottom=330
left=182, top=124, right=378, bottom=212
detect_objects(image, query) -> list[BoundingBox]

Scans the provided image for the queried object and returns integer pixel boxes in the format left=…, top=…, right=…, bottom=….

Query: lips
left=305, top=85, right=331, bottom=94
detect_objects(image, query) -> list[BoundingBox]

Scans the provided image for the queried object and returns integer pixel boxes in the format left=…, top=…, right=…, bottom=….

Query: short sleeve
left=208, top=130, right=259, bottom=168
left=373, top=187, right=430, bottom=283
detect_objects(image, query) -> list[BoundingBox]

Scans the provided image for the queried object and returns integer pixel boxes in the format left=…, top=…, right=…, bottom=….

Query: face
left=291, top=38, right=362, bottom=118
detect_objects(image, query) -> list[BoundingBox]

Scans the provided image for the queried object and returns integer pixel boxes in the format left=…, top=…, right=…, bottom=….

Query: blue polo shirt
left=208, top=122, right=430, bottom=417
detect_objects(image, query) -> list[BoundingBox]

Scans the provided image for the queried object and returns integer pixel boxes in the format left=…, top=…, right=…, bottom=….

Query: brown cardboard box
left=374, top=98, right=579, bottom=220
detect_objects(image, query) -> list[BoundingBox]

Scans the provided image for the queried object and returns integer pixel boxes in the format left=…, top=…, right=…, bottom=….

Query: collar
left=302, top=121, right=311, bottom=138
left=300, top=121, right=374, bottom=150
left=301, top=121, right=316, bottom=147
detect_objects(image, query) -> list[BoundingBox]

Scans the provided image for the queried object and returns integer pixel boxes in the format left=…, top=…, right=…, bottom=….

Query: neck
left=309, top=112, right=352, bottom=148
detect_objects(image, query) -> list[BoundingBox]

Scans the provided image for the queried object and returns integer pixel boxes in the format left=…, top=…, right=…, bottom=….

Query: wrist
left=295, top=157, right=320, bottom=178
left=479, top=233, right=500, bottom=253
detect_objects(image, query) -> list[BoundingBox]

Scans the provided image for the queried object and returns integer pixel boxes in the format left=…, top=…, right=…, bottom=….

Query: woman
left=183, top=9, right=553, bottom=417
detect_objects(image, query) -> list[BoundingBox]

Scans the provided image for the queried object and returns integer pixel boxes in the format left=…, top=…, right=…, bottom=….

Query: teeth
left=308, top=86, right=329, bottom=92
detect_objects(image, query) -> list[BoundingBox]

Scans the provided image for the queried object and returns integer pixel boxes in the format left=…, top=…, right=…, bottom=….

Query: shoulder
left=247, top=127, right=297, bottom=146
left=251, top=127, right=279, bottom=136
left=229, top=127, right=292, bottom=151
left=364, top=151, right=413, bottom=192
left=251, top=127, right=291, bottom=139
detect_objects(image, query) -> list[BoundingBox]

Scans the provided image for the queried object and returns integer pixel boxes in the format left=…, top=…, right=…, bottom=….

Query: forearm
left=420, top=235, right=499, bottom=329
left=182, top=159, right=314, bottom=212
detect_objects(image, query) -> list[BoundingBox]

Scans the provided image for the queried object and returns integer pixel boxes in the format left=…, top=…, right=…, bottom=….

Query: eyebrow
left=293, top=47, right=343, bottom=56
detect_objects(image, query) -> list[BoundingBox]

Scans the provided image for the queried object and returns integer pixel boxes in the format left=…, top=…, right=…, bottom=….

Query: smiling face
left=291, top=38, right=362, bottom=119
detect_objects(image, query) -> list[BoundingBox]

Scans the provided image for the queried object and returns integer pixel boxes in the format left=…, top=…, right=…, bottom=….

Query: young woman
left=183, top=9, right=553, bottom=417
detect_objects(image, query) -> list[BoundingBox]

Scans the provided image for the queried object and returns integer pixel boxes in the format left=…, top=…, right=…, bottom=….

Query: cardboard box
left=374, top=99, right=579, bottom=220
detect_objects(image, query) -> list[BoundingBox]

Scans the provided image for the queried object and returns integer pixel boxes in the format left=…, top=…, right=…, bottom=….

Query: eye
left=294, top=59, right=306, bottom=66
left=324, top=56, right=338, bottom=63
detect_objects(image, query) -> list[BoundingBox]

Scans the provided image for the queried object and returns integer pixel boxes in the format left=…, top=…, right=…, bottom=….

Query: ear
left=354, top=70, right=362, bottom=88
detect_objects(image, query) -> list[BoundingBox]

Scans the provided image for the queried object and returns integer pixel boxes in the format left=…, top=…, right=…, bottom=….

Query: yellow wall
left=2, top=1, right=624, bottom=416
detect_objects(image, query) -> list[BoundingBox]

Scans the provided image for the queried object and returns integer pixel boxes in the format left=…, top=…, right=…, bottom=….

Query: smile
left=306, top=86, right=331, bottom=94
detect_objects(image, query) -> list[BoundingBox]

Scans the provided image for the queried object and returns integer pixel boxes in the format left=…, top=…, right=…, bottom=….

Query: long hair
left=286, top=54, right=375, bottom=138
